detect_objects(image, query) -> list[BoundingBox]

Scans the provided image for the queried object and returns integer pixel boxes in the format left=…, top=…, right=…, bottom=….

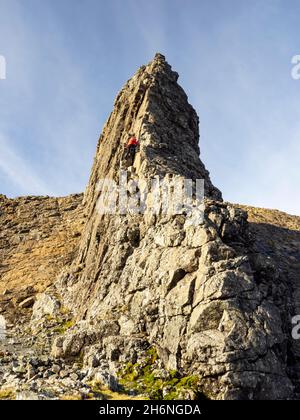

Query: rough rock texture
left=58, top=53, right=221, bottom=315
left=53, top=54, right=300, bottom=399
left=239, top=205, right=300, bottom=396
left=1, top=54, right=300, bottom=400
left=0, top=194, right=84, bottom=321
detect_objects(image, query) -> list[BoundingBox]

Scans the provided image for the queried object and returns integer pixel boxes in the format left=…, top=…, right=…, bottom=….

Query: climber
left=124, top=134, right=139, bottom=165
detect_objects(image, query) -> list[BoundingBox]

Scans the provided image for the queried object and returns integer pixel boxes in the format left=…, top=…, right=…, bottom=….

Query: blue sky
left=0, top=0, right=300, bottom=215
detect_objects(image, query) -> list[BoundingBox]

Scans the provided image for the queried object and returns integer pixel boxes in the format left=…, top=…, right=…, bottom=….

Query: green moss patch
left=117, top=347, right=203, bottom=400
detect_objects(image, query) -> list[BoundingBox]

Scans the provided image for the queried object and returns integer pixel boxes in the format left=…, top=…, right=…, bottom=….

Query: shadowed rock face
left=52, top=55, right=299, bottom=399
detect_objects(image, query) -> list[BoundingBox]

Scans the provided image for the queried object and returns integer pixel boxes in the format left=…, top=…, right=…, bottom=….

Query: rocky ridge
left=0, top=194, right=83, bottom=323
left=1, top=54, right=300, bottom=400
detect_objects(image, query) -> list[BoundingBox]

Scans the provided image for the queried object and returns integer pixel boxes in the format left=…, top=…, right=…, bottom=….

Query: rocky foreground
left=0, top=286, right=200, bottom=400
left=1, top=54, right=300, bottom=400
left=1, top=199, right=299, bottom=400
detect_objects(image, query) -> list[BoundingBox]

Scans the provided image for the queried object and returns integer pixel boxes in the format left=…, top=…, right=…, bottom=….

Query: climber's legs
left=121, top=145, right=137, bottom=168
left=127, top=145, right=136, bottom=166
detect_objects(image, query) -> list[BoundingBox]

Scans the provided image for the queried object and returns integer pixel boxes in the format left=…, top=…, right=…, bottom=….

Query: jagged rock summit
left=1, top=54, right=300, bottom=401
left=84, top=53, right=221, bottom=205
left=53, top=54, right=298, bottom=399
left=58, top=52, right=222, bottom=315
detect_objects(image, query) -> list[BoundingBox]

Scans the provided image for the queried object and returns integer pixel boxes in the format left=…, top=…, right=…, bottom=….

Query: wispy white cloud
left=0, top=0, right=100, bottom=197
left=0, top=132, right=53, bottom=195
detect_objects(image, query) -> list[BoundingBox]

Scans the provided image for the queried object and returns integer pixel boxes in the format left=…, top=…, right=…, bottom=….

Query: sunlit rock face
left=0, top=55, right=299, bottom=400
left=53, top=54, right=299, bottom=400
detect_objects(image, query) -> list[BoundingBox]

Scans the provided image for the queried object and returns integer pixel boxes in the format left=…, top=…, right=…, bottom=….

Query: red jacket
left=127, top=137, right=139, bottom=147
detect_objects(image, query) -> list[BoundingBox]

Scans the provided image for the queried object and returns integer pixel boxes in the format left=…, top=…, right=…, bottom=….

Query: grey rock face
left=50, top=54, right=298, bottom=399
left=31, top=294, right=61, bottom=322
